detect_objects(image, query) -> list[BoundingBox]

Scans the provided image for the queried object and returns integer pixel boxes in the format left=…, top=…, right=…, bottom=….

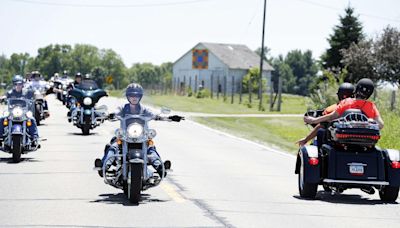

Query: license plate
left=349, top=165, right=364, bottom=175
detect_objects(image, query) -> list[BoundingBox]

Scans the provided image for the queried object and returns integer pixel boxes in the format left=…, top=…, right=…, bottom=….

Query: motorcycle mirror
left=161, top=107, right=171, bottom=115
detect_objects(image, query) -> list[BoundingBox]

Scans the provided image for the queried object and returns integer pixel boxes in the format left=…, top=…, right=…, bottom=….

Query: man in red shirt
left=304, top=78, right=384, bottom=129
left=297, top=82, right=354, bottom=146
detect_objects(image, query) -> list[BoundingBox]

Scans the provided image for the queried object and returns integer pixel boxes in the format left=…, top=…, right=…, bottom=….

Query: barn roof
left=200, top=42, right=273, bottom=71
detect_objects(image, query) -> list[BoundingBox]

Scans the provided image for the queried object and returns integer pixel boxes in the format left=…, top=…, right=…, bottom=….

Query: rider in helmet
left=304, top=78, right=384, bottom=129
left=0, top=75, right=39, bottom=145
left=94, top=83, right=183, bottom=177
left=76, top=74, right=99, bottom=90
left=297, top=82, right=355, bottom=147
left=29, top=71, right=50, bottom=116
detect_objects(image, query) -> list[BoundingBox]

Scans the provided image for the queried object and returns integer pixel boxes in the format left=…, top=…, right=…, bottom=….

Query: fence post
left=239, top=79, right=242, bottom=104
left=217, top=75, right=220, bottom=99
left=248, top=78, right=252, bottom=104
left=231, top=76, right=234, bottom=104
left=391, top=90, right=396, bottom=111
left=210, top=73, right=214, bottom=99
left=277, top=75, right=282, bottom=111
left=224, top=75, right=227, bottom=101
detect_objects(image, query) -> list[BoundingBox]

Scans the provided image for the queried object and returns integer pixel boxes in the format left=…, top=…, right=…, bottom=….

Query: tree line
left=0, top=44, right=172, bottom=90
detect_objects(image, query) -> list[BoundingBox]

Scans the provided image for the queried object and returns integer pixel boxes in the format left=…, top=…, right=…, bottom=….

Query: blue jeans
left=101, top=141, right=161, bottom=169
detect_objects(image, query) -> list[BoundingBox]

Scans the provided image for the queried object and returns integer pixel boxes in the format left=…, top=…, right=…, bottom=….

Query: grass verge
left=194, top=117, right=309, bottom=153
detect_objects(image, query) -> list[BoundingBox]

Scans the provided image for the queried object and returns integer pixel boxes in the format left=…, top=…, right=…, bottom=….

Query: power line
left=294, top=0, right=400, bottom=23
left=10, top=0, right=213, bottom=8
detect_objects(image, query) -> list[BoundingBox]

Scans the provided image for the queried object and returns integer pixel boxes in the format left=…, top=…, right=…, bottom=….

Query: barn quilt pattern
left=192, top=49, right=208, bottom=69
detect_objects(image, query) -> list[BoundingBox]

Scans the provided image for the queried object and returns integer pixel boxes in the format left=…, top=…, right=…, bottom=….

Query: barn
left=172, top=42, right=274, bottom=95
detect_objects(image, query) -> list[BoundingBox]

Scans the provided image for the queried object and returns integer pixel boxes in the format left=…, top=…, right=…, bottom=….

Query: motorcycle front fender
left=11, top=124, right=23, bottom=135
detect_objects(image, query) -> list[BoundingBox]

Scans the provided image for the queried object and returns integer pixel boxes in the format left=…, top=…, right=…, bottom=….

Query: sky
left=0, top=0, right=399, bottom=66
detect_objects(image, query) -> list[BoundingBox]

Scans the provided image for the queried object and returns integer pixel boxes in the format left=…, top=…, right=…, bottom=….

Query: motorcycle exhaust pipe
left=360, top=187, right=375, bottom=195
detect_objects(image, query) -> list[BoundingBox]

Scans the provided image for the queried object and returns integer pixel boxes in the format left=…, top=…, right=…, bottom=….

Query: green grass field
left=142, top=93, right=308, bottom=114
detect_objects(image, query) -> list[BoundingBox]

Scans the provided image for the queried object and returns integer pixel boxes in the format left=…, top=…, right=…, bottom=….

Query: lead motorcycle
left=1, top=98, right=40, bottom=162
left=99, top=110, right=184, bottom=204
left=68, top=87, right=108, bottom=135
left=295, top=109, right=400, bottom=202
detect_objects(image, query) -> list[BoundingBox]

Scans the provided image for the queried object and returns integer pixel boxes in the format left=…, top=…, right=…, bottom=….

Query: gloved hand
left=168, top=115, right=185, bottom=122
left=108, top=113, right=116, bottom=120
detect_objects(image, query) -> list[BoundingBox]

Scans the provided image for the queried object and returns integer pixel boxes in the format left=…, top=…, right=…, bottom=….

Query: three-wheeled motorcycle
left=295, top=109, right=400, bottom=202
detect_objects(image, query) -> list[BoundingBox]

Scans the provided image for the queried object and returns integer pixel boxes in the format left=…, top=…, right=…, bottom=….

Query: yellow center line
left=161, top=182, right=186, bottom=203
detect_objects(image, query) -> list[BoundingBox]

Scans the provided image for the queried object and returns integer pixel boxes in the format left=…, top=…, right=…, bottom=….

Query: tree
left=32, top=44, right=72, bottom=78
left=285, top=50, right=318, bottom=96
left=99, top=49, right=126, bottom=89
left=8, top=53, right=31, bottom=76
left=322, top=6, right=364, bottom=70
left=341, top=39, right=378, bottom=82
left=374, top=26, right=400, bottom=84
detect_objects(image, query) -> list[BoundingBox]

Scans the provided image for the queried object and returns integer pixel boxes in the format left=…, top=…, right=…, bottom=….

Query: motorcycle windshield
left=8, top=98, right=30, bottom=109
left=70, top=88, right=107, bottom=104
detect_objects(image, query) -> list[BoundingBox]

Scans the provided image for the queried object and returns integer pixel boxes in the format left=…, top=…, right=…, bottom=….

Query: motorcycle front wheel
left=128, top=163, right=142, bottom=204
left=35, top=104, right=41, bottom=126
left=11, top=135, right=22, bottom=163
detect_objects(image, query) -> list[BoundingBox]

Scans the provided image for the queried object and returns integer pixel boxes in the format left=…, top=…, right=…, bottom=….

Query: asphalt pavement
left=0, top=95, right=398, bottom=228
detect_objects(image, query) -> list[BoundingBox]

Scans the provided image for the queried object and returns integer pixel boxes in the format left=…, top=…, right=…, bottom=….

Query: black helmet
left=75, top=72, right=82, bottom=78
left=83, top=74, right=91, bottom=80
left=355, top=78, right=374, bottom=99
left=337, top=82, right=354, bottom=100
left=125, top=83, right=144, bottom=101
left=31, top=70, right=41, bottom=79
left=12, top=75, right=24, bottom=85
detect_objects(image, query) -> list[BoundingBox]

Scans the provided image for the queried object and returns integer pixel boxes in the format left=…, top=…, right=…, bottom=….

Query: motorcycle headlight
left=83, top=97, right=93, bottom=106
left=62, top=85, right=67, bottom=89
left=3, top=111, right=10, bottom=117
left=26, top=111, right=33, bottom=119
left=12, top=107, right=23, bottom=118
left=127, top=123, right=143, bottom=138
left=148, top=129, right=157, bottom=138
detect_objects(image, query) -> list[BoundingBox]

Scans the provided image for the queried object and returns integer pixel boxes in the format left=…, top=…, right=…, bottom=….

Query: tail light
left=391, top=161, right=400, bottom=169
left=336, top=133, right=380, bottom=140
left=308, top=157, right=319, bottom=166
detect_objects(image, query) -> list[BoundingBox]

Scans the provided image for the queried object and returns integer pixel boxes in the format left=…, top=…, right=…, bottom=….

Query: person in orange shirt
left=304, top=78, right=384, bottom=129
left=296, top=82, right=354, bottom=146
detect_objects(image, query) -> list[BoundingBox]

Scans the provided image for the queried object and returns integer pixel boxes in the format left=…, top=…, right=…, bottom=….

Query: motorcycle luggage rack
left=330, top=112, right=380, bottom=146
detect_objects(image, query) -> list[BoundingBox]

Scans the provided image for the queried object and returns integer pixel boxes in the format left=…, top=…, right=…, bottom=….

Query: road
left=0, top=95, right=399, bottom=228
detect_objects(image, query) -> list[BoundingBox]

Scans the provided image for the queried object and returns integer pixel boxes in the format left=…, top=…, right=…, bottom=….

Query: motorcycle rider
left=67, top=74, right=98, bottom=119
left=29, top=71, right=50, bottom=116
left=297, top=82, right=354, bottom=147
left=94, top=83, right=183, bottom=177
left=304, top=78, right=384, bottom=129
left=0, top=75, right=39, bottom=145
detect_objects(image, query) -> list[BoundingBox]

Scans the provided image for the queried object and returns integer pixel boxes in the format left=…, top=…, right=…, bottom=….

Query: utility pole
left=258, top=0, right=267, bottom=111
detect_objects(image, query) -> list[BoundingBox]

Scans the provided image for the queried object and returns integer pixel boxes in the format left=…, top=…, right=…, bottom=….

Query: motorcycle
left=100, top=109, right=183, bottom=204
left=295, top=109, right=400, bottom=202
left=68, top=87, right=108, bottom=135
left=53, top=78, right=73, bottom=105
left=31, top=86, right=49, bottom=125
left=1, top=98, right=40, bottom=163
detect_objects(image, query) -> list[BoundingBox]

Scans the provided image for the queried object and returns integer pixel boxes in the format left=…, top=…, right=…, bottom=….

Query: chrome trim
left=323, top=179, right=389, bottom=185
